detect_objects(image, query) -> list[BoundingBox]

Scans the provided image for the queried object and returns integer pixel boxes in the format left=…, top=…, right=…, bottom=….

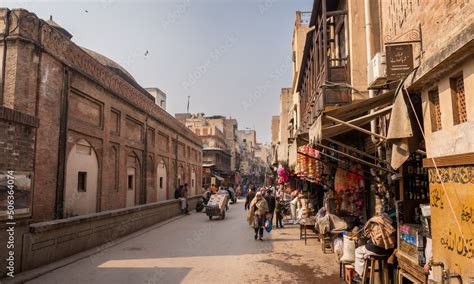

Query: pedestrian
left=183, top=183, right=190, bottom=215
left=174, top=185, right=187, bottom=215
left=210, top=183, right=217, bottom=194
left=265, top=189, right=276, bottom=225
left=247, top=192, right=269, bottom=241
left=290, top=189, right=299, bottom=223
left=236, top=184, right=242, bottom=198
left=245, top=186, right=256, bottom=210
left=275, top=196, right=284, bottom=228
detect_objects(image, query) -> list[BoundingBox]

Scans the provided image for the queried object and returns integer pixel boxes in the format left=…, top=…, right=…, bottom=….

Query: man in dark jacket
left=174, top=185, right=182, bottom=199
left=245, top=187, right=256, bottom=210
left=265, top=189, right=276, bottom=225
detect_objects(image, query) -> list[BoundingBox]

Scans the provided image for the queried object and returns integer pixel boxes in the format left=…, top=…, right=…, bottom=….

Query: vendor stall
left=396, top=152, right=430, bottom=283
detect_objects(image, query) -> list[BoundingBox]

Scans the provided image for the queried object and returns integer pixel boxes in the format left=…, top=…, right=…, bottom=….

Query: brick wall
left=380, top=0, right=474, bottom=86
left=0, top=8, right=203, bottom=222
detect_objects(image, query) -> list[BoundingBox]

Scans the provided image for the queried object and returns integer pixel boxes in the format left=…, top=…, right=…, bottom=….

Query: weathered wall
left=347, top=0, right=369, bottom=100
left=380, top=0, right=474, bottom=88
left=422, top=57, right=474, bottom=158
left=277, top=88, right=292, bottom=163
left=428, top=166, right=474, bottom=280
left=0, top=107, right=38, bottom=278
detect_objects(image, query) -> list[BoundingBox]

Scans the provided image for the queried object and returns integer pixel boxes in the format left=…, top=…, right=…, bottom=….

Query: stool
left=321, top=234, right=334, bottom=253
left=344, top=264, right=355, bottom=284
left=361, top=255, right=389, bottom=284
left=339, top=261, right=353, bottom=278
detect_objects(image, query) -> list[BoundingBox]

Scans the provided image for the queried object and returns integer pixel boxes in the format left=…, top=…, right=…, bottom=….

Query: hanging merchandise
left=334, top=166, right=364, bottom=217
left=276, top=166, right=289, bottom=184
left=296, top=146, right=323, bottom=183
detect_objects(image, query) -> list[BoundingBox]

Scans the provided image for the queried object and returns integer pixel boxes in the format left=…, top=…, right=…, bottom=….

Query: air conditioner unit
left=368, top=52, right=386, bottom=88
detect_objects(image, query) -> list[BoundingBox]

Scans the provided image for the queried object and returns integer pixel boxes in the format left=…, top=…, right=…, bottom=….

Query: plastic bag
left=340, top=235, right=356, bottom=262
left=265, top=220, right=272, bottom=232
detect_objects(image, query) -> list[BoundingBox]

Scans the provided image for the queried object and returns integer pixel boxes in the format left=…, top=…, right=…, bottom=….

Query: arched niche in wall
left=64, top=139, right=99, bottom=217
left=157, top=159, right=167, bottom=201
left=126, top=152, right=141, bottom=208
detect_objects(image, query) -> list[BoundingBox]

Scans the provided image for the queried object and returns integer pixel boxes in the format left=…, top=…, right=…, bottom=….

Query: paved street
left=26, top=200, right=341, bottom=284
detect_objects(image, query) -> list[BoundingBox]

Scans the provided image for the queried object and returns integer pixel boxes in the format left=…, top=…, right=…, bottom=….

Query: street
left=26, top=200, right=340, bottom=284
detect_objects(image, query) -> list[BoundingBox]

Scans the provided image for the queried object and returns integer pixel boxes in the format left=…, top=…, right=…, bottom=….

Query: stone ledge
left=20, top=195, right=200, bottom=272
left=30, top=195, right=200, bottom=233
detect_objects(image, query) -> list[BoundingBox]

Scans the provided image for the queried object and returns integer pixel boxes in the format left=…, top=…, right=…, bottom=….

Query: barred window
left=428, top=89, right=442, bottom=132
left=450, top=74, right=467, bottom=125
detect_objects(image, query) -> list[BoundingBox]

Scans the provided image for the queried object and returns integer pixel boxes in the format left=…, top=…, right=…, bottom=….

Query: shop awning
left=321, top=105, right=392, bottom=139
left=318, top=91, right=395, bottom=140
left=322, top=91, right=394, bottom=124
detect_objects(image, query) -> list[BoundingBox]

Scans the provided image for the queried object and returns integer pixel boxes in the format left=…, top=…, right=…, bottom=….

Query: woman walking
left=247, top=192, right=269, bottom=241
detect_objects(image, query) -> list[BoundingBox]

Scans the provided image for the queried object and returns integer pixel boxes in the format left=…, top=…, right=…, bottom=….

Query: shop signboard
left=385, top=44, right=414, bottom=80
left=429, top=166, right=474, bottom=281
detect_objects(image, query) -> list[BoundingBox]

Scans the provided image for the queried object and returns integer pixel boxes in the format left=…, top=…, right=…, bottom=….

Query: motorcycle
left=196, top=192, right=211, bottom=212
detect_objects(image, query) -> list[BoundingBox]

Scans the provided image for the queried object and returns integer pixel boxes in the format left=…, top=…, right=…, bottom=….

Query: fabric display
left=334, top=167, right=364, bottom=216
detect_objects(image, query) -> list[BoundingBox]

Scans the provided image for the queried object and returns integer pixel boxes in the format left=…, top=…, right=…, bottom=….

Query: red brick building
left=0, top=8, right=202, bottom=222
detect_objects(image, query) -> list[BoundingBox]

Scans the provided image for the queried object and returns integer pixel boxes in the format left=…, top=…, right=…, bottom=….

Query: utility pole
left=187, top=95, right=190, bottom=113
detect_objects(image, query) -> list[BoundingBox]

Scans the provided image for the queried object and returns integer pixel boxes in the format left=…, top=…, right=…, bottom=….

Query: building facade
left=176, top=113, right=233, bottom=185
left=0, top=9, right=202, bottom=222
left=379, top=1, right=473, bottom=281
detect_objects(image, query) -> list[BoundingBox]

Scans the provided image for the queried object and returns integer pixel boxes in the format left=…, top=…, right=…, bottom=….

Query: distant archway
left=64, top=139, right=98, bottom=217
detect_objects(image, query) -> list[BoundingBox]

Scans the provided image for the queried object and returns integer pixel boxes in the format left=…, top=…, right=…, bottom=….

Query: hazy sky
left=4, top=0, right=313, bottom=143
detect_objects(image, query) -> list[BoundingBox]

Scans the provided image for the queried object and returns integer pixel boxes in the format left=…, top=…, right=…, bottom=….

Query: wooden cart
left=205, top=194, right=228, bottom=220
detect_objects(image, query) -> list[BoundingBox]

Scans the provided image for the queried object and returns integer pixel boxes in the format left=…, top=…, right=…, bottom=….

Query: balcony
left=297, top=0, right=351, bottom=131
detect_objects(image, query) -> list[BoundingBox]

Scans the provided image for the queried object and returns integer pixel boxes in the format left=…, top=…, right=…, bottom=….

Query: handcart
left=205, top=194, right=229, bottom=220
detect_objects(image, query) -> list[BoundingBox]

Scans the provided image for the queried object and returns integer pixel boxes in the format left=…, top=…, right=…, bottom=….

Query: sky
left=3, top=0, right=313, bottom=143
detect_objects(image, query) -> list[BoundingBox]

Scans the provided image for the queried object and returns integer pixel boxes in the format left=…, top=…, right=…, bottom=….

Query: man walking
left=245, top=186, right=256, bottom=210
left=265, top=189, right=276, bottom=225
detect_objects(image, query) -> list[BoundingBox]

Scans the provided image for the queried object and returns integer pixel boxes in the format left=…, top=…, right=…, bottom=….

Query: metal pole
left=324, top=114, right=387, bottom=140
left=324, top=137, right=390, bottom=165
left=315, top=143, right=395, bottom=173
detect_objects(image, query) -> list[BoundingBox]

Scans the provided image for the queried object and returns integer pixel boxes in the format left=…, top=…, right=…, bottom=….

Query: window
left=159, top=177, right=163, bottom=189
left=450, top=74, right=467, bottom=125
left=192, top=179, right=194, bottom=187
left=78, top=172, right=87, bottom=192
left=428, top=89, right=442, bottom=132
left=127, top=175, right=134, bottom=191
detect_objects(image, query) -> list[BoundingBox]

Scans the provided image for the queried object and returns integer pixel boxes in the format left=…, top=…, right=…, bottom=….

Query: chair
left=360, top=255, right=389, bottom=284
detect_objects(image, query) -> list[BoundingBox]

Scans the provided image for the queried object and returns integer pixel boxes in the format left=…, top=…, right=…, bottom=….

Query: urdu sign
left=386, top=44, right=414, bottom=80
